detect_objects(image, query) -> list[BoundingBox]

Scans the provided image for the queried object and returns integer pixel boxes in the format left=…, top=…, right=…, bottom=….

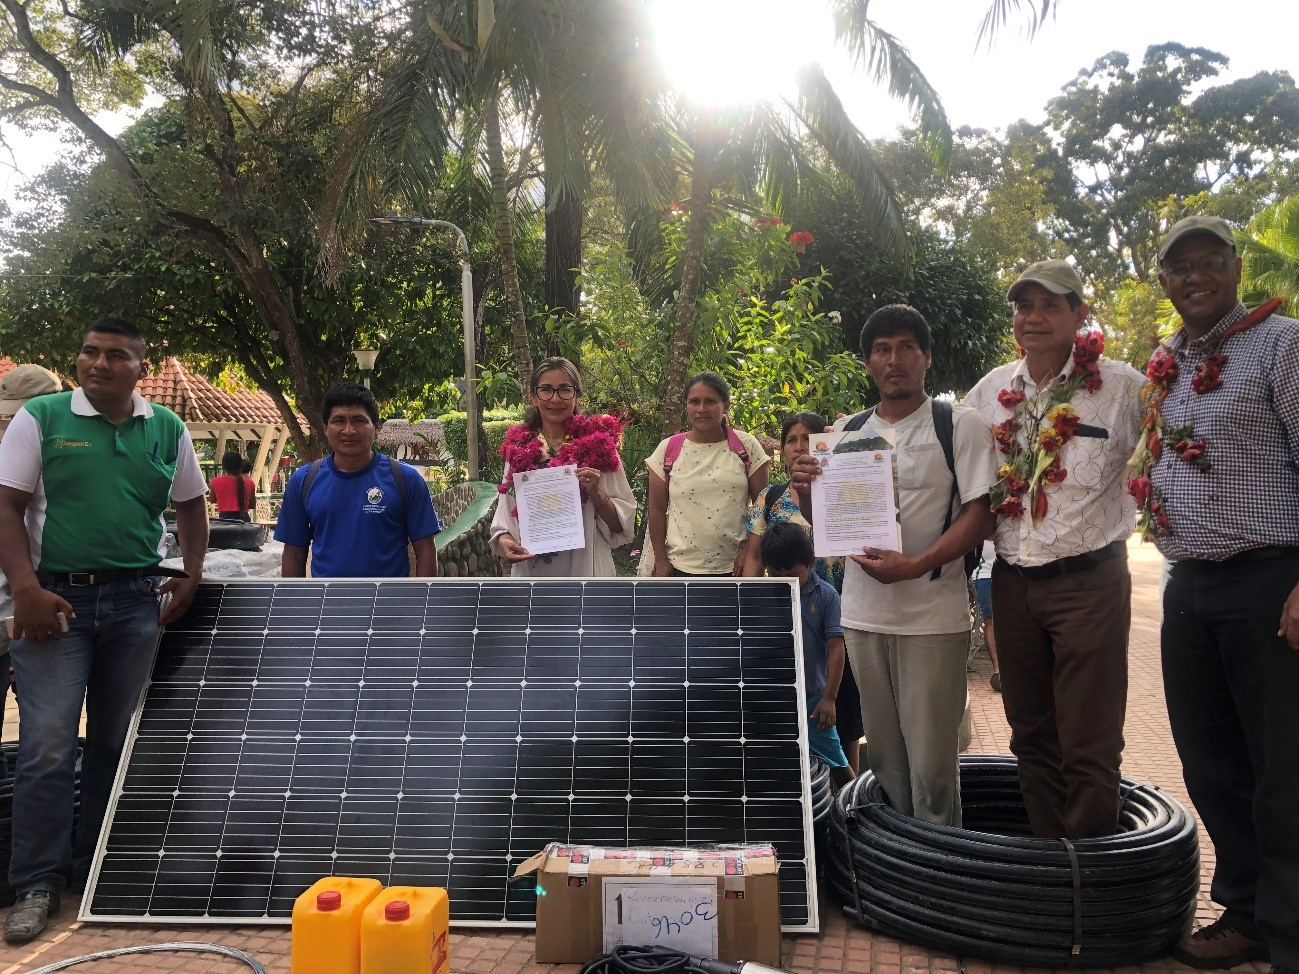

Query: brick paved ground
left=0, top=540, right=1270, bottom=973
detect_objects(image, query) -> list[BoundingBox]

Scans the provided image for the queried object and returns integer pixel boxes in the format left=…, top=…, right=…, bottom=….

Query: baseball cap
left=1157, top=216, right=1237, bottom=263
left=1006, top=260, right=1085, bottom=303
left=0, top=364, right=62, bottom=416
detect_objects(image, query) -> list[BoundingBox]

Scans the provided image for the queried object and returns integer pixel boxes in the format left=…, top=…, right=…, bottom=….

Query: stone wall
left=432, top=481, right=505, bottom=578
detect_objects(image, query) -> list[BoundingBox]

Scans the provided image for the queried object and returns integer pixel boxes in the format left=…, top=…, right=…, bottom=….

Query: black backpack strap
left=764, top=481, right=789, bottom=517
left=300, top=458, right=326, bottom=530
left=842, top=407, right=874, bottom=432
left=386, top=454, right=409, bottom=524
left=931, top=398, right=961, bottom=582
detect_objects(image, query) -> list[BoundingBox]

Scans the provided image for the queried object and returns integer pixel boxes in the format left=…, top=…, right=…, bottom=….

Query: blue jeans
left=8, top=578, right=160, bottom=893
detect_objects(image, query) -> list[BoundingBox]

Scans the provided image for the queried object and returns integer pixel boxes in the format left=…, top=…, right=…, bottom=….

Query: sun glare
left=649, top=0, right=830, bottom=107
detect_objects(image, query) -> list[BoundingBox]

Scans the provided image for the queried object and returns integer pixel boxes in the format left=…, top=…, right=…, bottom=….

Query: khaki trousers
left=844, top=627, right=969, bottom=827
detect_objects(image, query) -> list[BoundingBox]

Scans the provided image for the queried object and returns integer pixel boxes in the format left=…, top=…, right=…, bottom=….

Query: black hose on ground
left=809, top=757, right=832, bottom=867
left=825, top=754, right=1199, bottom=968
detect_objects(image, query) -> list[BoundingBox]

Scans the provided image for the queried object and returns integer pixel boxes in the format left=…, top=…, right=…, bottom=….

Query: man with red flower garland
left=1140, top=215, right=1299, bottom=974
left=965, top=259, right=1144, bottom=840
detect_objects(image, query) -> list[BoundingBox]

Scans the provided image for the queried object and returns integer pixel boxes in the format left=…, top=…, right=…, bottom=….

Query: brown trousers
left=991, top=555, right=1130, bottom=838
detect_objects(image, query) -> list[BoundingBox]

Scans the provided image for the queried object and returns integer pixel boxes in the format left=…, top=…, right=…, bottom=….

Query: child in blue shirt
left=762, top=522, right=855, bottom=787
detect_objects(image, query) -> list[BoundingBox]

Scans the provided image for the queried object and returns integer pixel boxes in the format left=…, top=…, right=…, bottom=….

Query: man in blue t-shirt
left=762, top=522, right=854, bottom=788
left=276, top=382, right=440, bottom=578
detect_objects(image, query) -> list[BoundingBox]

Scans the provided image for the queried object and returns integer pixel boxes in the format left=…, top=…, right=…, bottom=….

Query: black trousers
left=1162, top=552, right=1299, bottom=967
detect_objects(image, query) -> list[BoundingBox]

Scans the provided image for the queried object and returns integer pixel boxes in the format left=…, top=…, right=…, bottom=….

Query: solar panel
left=82, top=579, right=818, bottom=931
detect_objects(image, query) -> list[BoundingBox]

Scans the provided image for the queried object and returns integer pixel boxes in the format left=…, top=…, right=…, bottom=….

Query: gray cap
left=0, top=364, right=61, bottom=417
left=1006, top=260, right=1085, bottom=303
left=1157, top=216, right=1236, bottom=263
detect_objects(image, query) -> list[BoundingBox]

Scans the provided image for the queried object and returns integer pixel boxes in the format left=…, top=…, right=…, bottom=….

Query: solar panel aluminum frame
left=81, top=577, right=819, bottom=932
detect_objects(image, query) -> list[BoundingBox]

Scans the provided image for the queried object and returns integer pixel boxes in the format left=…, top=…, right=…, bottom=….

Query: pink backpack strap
left=663, top=430, right=751, bottom=487
left=725, top=426, right=751, bottom=472
left=661, top=432, right=690, bottom=484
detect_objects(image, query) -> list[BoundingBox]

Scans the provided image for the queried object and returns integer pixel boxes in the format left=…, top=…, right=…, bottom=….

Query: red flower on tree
left=788, top=230, right=814, bottom=253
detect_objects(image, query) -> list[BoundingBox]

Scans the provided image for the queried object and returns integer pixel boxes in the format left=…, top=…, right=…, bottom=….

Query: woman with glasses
left=491, top=357, right=636, bottom=577
left=645, top=371, right=770, bottom=576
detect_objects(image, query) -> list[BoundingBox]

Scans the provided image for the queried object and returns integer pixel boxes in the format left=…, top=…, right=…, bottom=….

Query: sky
left=0, top=0, right=1292, bottom=208
left=651, top=0, right=1294, bottom=137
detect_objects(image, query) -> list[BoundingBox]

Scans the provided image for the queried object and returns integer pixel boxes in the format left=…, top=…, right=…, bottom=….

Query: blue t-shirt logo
left=366, top=486, right=384, bottom=506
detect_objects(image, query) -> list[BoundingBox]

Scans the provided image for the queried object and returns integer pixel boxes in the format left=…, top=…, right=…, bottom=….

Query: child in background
left=211, top=450, right=256, bottom=521
left=972, top=538, right=1000, bottom=691
left=762, top=522, right=855, bottom=788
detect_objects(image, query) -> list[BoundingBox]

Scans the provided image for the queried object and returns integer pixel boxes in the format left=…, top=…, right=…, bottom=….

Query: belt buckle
left=68, top=572, right=95, bottom=586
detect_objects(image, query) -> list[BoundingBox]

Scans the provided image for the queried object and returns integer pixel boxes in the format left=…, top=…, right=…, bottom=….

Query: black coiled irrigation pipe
left=809, top=757, right=833, bottom=866
left=825, top=754, right=1199, bottom=968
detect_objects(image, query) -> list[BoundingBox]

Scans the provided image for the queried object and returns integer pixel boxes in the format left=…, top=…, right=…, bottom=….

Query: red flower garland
left=498, top=413, right=624, bottom=512
left=1126, top=297, right=1283, bottom=540
left=989, top=330, right=1104, bottom=520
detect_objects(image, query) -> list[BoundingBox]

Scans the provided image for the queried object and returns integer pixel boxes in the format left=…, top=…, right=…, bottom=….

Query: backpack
left=842, top=399, right=979, bottom=581
left=764, top=481, right=789, bottom=518
left=661, top=427, right=751, bottom=486
left=300, top=453, right=409, bottom=529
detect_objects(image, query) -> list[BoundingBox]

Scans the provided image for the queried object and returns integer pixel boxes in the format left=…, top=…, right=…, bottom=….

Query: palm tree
left=655, top=5, right=954, bottom=433
left=1239, top=192, right=1299, bottom=317
left=323, top=0, right=674, bottom=390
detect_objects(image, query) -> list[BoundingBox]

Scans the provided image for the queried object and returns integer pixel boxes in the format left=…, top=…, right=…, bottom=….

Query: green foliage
left=1240, top=192, right=1299, bottom=318
left=871, top=124, right=1068, bottom=281
left=436, top=409, right=521, bottom=484
left=1039, top=44, right=1299, bottom=287
left=1098, top=278, right=1175, bottom=369
left=697, top=271, right=869, bottom=438
left=783, top=180, right=1011, bottom=396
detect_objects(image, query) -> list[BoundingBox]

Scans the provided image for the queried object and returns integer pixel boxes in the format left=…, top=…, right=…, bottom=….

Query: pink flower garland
left=498, top=413, right=624, bottom=516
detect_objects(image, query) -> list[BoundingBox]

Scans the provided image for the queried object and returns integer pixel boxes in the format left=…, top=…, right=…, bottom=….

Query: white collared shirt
left=965, top=356, right=1145, bottom=567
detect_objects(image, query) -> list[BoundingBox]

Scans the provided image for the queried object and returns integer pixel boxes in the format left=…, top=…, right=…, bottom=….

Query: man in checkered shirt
left=1148, top=216, right=1299, bottom=974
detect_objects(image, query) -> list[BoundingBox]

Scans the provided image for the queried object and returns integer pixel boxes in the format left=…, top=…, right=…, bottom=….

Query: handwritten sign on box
left=601, top=878, right=719, bottom=958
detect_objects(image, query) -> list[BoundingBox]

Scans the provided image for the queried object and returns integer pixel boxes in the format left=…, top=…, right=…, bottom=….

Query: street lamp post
left=353, top=347, right=380, bottom=389
left=371, top=215, right=479, bottom=480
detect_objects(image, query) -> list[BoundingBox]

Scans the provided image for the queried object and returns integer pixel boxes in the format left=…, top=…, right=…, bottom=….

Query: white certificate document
left=514, top=464, right=585, bottom=555
left=810, top=432, right=902, bottom=557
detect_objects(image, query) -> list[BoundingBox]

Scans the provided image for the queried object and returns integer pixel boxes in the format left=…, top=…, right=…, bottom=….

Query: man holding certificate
left=793, top=304, right=997, bottom=827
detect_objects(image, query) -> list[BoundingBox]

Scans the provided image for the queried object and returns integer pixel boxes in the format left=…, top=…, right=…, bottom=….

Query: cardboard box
left=514, top=843, right=782, bottom=966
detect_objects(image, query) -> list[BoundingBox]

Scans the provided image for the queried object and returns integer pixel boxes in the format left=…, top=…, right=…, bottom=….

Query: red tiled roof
left=137, top=358, right=288, bottom=425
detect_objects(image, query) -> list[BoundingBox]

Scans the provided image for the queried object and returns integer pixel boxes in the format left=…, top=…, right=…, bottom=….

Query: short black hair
left=321, top=381, right=379, bottom=425
left=859, top=304, right=931, bottom=357
left=761, top=521, right=815, bottom=572
left=86, top=317, right=147, bottom=356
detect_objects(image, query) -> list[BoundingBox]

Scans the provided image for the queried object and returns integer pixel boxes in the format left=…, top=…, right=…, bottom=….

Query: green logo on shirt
left=51, top=437, right=94, bottom=449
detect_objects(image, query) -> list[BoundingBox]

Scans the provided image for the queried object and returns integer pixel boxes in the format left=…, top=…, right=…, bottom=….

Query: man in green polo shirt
left=0, top=318, right=208, bottom=944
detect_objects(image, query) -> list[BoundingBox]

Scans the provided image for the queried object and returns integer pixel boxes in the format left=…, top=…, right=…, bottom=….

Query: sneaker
left=1171, top=917, right=1269, bottom=969
left=3, top=890, right=61, bottom=945
left=990, top=671, right=1001, bottom=692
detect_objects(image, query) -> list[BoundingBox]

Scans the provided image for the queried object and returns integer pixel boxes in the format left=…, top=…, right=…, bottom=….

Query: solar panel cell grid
left=84, top=579, right=817, bottom=930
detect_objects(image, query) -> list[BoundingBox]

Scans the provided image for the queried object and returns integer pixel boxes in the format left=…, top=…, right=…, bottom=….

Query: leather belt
left=996, top=539, right=1125, bottom=581
left=37, top=566, right=188, bottom=587
left=1181, top=545, right=1299, bottom=570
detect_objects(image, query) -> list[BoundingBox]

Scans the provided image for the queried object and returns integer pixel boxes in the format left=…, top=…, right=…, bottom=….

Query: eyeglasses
left=534, top=384, right=579, bottom=400
left=1162, top=253, right=1233, bottom=278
